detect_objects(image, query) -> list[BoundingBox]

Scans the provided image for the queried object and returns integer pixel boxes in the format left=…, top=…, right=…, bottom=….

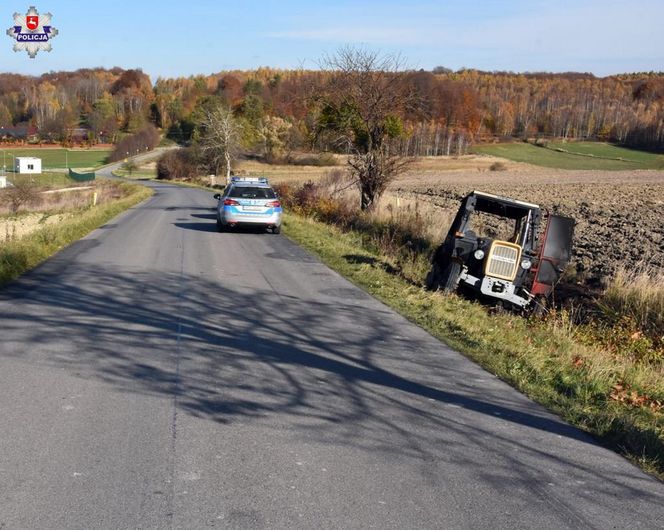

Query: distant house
left=69, top=127, right=91, bottom=143
left=0, top=124, right=39, bottom=142
left=15, top=157, right=42, bottom=174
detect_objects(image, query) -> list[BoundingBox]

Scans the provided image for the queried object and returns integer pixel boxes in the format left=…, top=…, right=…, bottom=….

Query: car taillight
left=224, top=198, right=240, bottom=206
left=266, top=201, right=281, bottom=208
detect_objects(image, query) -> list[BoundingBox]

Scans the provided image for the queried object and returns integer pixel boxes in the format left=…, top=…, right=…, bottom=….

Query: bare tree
left=199, top=104, right=243, bottom=183
left=1, top=181, right=42, bottom=214
left=318, top=47, right=416, bottom=210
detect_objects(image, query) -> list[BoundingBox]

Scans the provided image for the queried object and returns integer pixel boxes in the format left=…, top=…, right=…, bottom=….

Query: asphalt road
left=1, top=169, right=663, bottom=529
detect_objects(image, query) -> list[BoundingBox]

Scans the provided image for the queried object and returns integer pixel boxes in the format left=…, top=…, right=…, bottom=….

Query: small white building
left=15, top=157, right=42, bottom=175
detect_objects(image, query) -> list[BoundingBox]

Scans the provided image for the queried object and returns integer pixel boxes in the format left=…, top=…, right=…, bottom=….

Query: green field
left=473, top=142, right=664, bottom=170
left=0, top=148, right=111, bottom=171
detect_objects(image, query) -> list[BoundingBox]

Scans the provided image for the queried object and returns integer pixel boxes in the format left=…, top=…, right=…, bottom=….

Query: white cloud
left=267, top=0, right=664, bottom=70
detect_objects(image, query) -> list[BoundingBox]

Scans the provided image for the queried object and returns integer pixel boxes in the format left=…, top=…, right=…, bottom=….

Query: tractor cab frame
left=426, top=191, right=574, bottom=311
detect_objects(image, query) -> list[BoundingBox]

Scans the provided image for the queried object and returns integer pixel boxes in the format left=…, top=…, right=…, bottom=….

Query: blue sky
left=2, top=0, right=662, bottom=80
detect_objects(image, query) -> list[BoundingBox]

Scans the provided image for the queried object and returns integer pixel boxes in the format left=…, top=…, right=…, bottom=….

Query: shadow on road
left=189, top=213, right=217, bottom=220
left=1, top=252, right=662, bottom=520
left=174, top=221, right=219, bottom=233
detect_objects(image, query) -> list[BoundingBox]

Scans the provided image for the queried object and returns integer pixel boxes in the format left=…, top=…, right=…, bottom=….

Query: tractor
left=426, top=191, right=574, bottom=312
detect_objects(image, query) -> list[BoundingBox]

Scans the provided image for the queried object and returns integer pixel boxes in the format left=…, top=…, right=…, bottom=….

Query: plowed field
left=390, top=160, right=664, bottom=285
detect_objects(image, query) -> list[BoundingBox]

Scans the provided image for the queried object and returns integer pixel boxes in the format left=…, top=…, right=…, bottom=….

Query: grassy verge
left=112, top=169, right=156, bottom=179
left=0, top=183, right=152, bottom=286
left=282, top=213, right=664, bottom=478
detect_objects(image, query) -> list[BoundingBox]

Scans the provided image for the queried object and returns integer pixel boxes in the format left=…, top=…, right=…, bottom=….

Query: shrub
left=156, top=149, right=199, bottom=181
left=489, top=161, right=507, bottom=171
left=122, top=160, right=138, bottom=176
left=272, top=182, right=293, bottom=207
left=284, top=178, right=434, bottom=282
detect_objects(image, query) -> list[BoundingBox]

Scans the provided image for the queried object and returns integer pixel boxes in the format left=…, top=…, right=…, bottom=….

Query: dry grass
left=234, top=154, right=525, bottom=186
left=273, top=165, right=455, bottom=245
left=602, top=267, right=664, bottom=345
left=234, top=159, right=333, bottom=185
left=1, top=212, right=70, bottom=242
left=1, top=185, right=82, bottom=216
left=376, top=194, right=454, bottom=244
left=0, top=181, right=132, bottom=243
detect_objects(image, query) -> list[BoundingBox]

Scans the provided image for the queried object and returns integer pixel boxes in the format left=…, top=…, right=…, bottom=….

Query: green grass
left=8, top=172, right=78, bottom=187
left=0, top=183, right=152, bottom=286
left=283, top=213, right=664, bottom=478
left=473, top=142, right=664, bottom=170
left=0, top=148, right=111, bottom=170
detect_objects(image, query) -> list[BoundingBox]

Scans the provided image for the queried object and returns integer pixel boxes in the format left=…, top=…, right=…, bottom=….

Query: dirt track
left=390, top=159, right=664, bottom=284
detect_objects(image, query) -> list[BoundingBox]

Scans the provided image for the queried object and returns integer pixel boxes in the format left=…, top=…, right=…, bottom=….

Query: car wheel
left=272, top=225, right=281, bottom=234
left=217, top=218, right=225, bottom=232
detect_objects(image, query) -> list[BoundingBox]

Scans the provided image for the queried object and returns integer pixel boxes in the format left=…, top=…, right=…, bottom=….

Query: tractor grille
left=485, top=241, right=521, bottom=281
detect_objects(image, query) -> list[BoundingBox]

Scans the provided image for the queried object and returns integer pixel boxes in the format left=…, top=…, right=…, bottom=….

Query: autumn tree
left=88, top=93, right=118, bottom=142
left=317, top=47, right=415, bottom=210
left=110, top=69, right=154, bottom=130
left=260, top=116, right=293, bottom=162
left=0, top=103, right=12, bottom=127
left=216, top=74, right=243, bottom=107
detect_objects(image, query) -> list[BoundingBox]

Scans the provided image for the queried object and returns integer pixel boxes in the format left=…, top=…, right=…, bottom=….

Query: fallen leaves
left=572, top=355, right=586, bottom=369
left=610, top=382, right=663, bottom=412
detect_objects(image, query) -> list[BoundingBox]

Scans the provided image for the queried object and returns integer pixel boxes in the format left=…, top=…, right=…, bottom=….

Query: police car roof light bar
left=231, top=176, right=269, bottom=184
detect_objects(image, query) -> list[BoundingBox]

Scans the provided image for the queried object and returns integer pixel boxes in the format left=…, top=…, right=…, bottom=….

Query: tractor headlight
left=521, top=259, right=532, bottom=270
left=474, top=249, right=485, bottom=260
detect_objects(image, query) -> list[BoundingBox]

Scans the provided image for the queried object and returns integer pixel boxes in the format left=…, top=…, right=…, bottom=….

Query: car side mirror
left=213, top=194, right=221, bottom=200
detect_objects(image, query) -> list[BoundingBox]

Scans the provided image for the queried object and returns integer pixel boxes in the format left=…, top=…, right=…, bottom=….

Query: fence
left=68, top=168, right=96, bottom=182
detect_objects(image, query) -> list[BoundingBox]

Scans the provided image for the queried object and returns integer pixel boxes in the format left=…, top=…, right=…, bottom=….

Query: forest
left=1, top=66, right=663, bottom=155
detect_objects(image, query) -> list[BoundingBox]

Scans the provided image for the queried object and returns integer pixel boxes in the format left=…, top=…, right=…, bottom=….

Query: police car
left=214, top=177, right=283, bottom=233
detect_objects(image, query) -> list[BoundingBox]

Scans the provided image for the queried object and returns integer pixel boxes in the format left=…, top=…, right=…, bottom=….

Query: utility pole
left=5, top=151, right=16, bottom=175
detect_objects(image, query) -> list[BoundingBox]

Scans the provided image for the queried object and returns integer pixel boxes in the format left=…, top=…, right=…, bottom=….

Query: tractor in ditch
left=426, top=191, right=575, bottom=313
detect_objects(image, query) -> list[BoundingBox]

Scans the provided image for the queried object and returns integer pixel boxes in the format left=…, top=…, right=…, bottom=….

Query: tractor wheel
left=530, top=296, right=549, bottom=318
left=426, top=261, right=461, bottom=292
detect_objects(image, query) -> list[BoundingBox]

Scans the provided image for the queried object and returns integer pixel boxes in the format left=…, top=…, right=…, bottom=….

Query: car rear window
left=229, top=186, right=276, bottom=199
